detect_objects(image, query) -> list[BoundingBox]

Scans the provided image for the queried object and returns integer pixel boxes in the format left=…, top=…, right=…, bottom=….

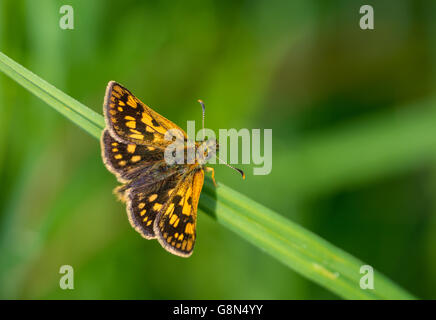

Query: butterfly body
left=101, top=81, right=209, bottom=257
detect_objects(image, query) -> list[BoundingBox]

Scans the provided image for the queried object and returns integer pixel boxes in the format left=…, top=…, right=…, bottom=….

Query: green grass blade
left=0, top=50, right=415, bottom=299
left=200, top=180, right=414, bottom=299
left=0, top=51, right=103, bottom=139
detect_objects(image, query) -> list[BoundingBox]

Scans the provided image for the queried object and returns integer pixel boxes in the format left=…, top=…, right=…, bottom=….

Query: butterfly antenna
left=216, top=155, right=246, bottom=180
left=197, top=99, right=245, bottom=180
left=198, top=99, right=206, bottom=141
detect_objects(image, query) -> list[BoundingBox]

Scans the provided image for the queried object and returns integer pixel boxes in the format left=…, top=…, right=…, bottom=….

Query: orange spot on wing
left=127, top=144, right=136, bottom=153
left=126, top=121, right=136, bottom=129
left=129, top=134, right=144, bottom=140
left=131, top=155, right=141, bottom=162
left=153, top=203, right=163, bottom=211
left=148, top=194, right=158, bottom=202
left=127, top=95, right=137, bottom=108
left=185, top=223, right=194, bottom=235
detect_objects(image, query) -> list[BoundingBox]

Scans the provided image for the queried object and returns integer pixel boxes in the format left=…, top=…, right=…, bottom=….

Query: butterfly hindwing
left=126, top=170, right=185, bottom=239
left=103, top=81, right=186, bottom=147
left=154, top=168, right=204, bottom=257
left=101, top=129, right=164, bottom=182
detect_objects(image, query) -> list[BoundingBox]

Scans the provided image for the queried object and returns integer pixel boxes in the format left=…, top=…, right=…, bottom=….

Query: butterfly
left=100, top=81, right=244, bottom=257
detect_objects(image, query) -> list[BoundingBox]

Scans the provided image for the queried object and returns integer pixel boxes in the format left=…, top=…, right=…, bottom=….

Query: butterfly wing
left=101, top=129, right=164, bottom=182
left=154, top=168, right=204, bottom=257
left=103, top=81, right=186, bottom=147
left=102, top=129, right=189, bottom=239
left=125, top=168, right=185, bottom=239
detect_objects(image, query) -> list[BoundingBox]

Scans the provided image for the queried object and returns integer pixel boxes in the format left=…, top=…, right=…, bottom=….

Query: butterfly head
left=203, top=138, right=218, bottom=161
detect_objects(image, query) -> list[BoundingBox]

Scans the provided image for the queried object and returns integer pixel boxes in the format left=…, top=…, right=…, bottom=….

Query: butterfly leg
left=204, top=167, right=217, bottom=187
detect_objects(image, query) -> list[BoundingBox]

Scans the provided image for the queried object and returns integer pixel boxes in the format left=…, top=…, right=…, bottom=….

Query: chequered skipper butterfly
left=101, top=81, right=244, bottom=257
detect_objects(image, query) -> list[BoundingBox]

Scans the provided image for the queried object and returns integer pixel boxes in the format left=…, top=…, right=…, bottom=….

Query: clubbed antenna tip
left=236, top=168, right=246, bottom=179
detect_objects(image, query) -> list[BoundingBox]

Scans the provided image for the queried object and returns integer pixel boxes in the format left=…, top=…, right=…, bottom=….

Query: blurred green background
left=0, top=0, right=435, bottom=299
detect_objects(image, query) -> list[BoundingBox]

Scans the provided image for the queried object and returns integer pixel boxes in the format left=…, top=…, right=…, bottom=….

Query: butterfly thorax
left=193, top=138, right=218, bottom=165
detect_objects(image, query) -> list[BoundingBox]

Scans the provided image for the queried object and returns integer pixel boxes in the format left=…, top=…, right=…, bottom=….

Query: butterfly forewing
left=101, top=129, right=164, bottom=181
left=104, top=81, right=186, bottom=147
